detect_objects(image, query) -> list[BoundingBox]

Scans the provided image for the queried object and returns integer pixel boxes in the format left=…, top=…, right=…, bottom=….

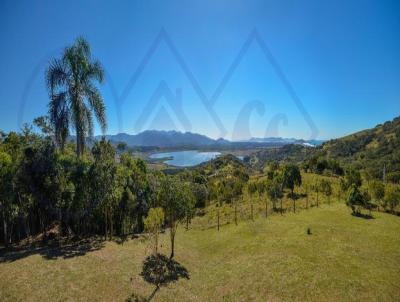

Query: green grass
left=1, top=203, right=399, bottom=301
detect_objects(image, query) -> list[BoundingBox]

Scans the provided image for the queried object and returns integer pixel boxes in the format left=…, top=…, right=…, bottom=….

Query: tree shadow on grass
left=115, top=234, right=129, bottom=245
left=0, top=237, right=105, bottom=263
left=351, top=212, right=374, bottom=219
left=115, top=234, right=140, bottom=245
left=272, top=207, right=286, bottom=214
left=128, top=253, right=190, bottom=302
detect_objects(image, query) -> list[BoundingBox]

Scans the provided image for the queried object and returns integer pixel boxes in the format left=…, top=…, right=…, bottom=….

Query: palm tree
left=46, top=37, right=106, bottom=157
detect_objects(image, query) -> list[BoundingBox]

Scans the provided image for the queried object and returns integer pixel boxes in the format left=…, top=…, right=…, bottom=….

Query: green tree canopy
left=346, top=184, right=369, bottom=215
left=384, top=184, right=400, bottom=213
left=344, top=167, right=362, bottom=189
left=282, top=164, right=302, bottom=196
left=144, top=207, right=165, bottom=254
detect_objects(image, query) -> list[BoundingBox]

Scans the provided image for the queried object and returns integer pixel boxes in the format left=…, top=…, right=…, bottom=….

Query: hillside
left=246, top=116, right=400, bottom=181
left=196, top=154, right=248, bottom=173
left=320, top=116, right=400, bottom=180
left=1, top=203, right=399, bottom=301
left=244, top=144, right=311, bottom=170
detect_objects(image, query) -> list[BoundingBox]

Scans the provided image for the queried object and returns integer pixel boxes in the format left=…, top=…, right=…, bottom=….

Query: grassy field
left=1, top=203, right=399, bottom=301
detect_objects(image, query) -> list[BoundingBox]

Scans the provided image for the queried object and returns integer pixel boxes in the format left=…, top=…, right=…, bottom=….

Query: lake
left=149, top=150, right=221, bottom=167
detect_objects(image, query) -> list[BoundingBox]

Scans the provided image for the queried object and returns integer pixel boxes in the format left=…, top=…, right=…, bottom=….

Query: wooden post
left=217, top=207, right=220, bottom=231
left=235, top=204, right=238, bottom=226
left=306, top=187, right=309, bottom=209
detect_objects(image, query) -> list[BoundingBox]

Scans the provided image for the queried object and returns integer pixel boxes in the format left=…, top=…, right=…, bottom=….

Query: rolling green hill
left=320, top=116, right=400, bottom=180
left=246, top=116, right=400, bottom=182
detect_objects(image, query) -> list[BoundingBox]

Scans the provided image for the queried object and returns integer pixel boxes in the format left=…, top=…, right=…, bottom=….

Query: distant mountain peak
left=100, top=130, right=322, bottom=148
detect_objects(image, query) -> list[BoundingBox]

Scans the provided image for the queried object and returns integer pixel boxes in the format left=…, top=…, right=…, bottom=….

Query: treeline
left=0, top=128, right=203, bottom=249
left=2, top=127, right=399, bottom=249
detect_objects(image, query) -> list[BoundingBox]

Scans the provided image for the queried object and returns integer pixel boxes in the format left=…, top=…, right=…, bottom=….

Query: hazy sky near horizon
left=0, top=0, right=399, bottom=140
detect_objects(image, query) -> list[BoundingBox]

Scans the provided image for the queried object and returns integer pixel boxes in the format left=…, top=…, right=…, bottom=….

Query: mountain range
left=99, top=130, right=323, bottom=149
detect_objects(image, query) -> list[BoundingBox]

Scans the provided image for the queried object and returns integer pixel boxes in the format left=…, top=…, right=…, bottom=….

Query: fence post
left=217, top=207, right=220, bottom=231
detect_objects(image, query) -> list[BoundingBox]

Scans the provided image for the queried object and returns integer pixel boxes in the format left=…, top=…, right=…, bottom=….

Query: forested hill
left=196, top=154, right=249, bottom=177
left=246, top=116, right=400, bottom=182
left=320, top=116, right=400, bottom=180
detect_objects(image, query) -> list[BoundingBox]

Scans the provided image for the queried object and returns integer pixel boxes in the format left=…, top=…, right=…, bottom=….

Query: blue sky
left=0, top=0, right=399, bottom=140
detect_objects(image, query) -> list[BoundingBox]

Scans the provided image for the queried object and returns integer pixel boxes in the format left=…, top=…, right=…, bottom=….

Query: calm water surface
left=149, top=150, right=221, bottom=167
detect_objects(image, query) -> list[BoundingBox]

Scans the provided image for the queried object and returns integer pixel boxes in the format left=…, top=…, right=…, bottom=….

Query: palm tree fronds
left=87, top=60, right=104, bottom=83
left=86, top=84, right=107, bottom=134
left=49, top=92, right=70, bottom=150
left=46, top=36, right=106, bottom=157
left=75, top=36, right=91, bottom=59
left=46, top=59, right=68, bottom=92
left=83, top=106, right=94, bottom=138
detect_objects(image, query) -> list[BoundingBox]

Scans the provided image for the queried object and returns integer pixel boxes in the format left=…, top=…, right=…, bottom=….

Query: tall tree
left=119, top=154, right=150, bottom=233
left=46, top=37, right=106, bottom=156
left=383, top=184, right=400, bottom=213
left=344, top=167, right=362, bottom=190
left=90, top=139, right=118, bottom=240
left=346, top=184, right=368, bottom=215
left=0, top=150, right=14, bottom=247
left=320, top=179, right=332, bottom=204
left=282, top=164, right=302, bottom=213
left=143, top=207, right=165, bottom=255
left=265, top=176, right=283, bottom=212
left=369, top=180, right=385, bottom=210
left=159, top=177, right=194, bottom=259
